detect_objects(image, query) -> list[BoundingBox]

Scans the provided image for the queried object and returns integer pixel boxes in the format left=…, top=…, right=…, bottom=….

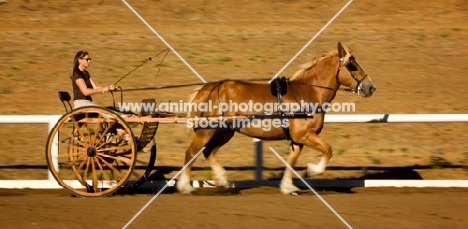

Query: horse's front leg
left=304, top=133, right=332, bottom=176
left=280, top=143, right=303, bottom=195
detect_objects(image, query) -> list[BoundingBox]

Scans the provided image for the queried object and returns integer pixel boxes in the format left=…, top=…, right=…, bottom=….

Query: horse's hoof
left=176, top=184, right=195, bottom=195
left=214, top=180, right=232, bottom=188
left=290, top=191, right=299, bottom=196
left=280, top=181, right=300, bottom=195
left=307, top=163, right=323, bottom=176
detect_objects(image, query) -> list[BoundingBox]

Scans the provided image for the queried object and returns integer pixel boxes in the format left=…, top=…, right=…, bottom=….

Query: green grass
left=196, top=57, right=208, bottom=64
left=155, top=61, right=173, bottom=68
left=246, top=55, right=256, bottom=61
left=213, top=55, right=232, bottom=64
left=0, top=87, right=12, bottom=94
left=246, top=52, right=264, bottom=61
left=187, top=48, right=199, bottom=58
left=371, top=158, right=381, bottom=164
left=413, top=28, right=425, bottom=41
left=336, top=148, right=346, bottom=155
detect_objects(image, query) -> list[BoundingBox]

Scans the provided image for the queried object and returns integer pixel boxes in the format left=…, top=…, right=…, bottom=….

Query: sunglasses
left=81, top=57, right=92, bottom=62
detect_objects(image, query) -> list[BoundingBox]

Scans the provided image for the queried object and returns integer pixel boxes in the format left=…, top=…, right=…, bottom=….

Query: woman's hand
left=100, top=85, right=120, bottom=94
left=109, top=85, right=121, bottom=91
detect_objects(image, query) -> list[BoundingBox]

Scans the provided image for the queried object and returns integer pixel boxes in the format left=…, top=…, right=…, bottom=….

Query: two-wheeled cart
left=45, top=92, right=255, bottom=197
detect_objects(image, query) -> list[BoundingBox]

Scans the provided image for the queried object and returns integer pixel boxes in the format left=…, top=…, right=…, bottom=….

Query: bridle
left=290, top=53, right=369, bottom=94
left=340, top=55, right=368, bottom=94
left=285, top=53, right=369, bottom=108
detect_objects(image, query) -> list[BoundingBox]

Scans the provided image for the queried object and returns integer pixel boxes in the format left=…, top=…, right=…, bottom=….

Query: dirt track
left=0, top=187, right=467, bottom=229
left=1, top=0, right=468, bottom=181
left=1, top=0, right=468, bottom=228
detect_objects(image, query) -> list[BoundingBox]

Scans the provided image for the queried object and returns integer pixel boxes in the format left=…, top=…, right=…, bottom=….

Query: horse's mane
left=291, top=50, right=338, bottom=80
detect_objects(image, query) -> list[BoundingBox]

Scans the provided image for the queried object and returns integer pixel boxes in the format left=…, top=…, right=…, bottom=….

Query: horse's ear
left=348, top=44, right=354, bottom=53
left=337, top=42, right=347, bottom=58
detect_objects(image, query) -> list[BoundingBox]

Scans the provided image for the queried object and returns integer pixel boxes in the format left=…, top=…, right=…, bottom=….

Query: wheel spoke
left=99, top=153, right=133, bottom=165
left=84, top=112, right=93, bottom=145
left=70, top=116, right=89, bottom=147
left=58, top=127, right=87, bottom=148
left=98, top=144, right=132, bottom=152
left=96, top=130, right=127, bottom=150
left=82, top=157, right=91, bottom=184
left=93, top=119, right=118, bottom=148
left=96, top=156, right=125, bottom=181
left=91, top=158, right=100, bottom=192
left=94, top=157, right=114, bottom=184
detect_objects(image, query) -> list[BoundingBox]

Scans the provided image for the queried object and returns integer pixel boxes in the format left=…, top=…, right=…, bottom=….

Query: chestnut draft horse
left=177, top=42, right=376, bottom=195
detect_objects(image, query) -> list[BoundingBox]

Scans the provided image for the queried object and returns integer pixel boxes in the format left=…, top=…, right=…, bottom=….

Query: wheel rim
left=45, top=106, right=137, bottom=197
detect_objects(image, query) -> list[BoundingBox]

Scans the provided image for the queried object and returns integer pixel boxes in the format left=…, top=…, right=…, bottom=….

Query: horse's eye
left=346, top=62, right=358, bottom=71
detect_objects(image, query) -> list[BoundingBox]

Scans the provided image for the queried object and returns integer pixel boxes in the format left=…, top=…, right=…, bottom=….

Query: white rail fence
left=1, top=114, right=468, bottom=189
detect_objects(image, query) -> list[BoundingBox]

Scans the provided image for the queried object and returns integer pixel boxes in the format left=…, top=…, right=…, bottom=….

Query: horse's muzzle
left=359, top=82, right=376, bottom=97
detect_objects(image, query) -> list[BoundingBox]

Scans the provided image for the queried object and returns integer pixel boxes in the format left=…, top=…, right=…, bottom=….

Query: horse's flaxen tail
left=187, top=86, right=203, bottom=117
left=189, top=86, right=202, bottom=102
left=185, top=86, right=204, bottom=136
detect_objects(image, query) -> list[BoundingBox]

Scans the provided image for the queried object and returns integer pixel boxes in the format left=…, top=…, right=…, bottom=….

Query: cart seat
left=58, top=91, right=73, bottom=113
left=57, top=91, right=137, bottom=116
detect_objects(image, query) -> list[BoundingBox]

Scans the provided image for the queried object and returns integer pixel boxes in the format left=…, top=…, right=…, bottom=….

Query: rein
left=118, top=77, right=273, bottom=92
left=285, top=57, right=342, bottom=107
left=286, top=56, right=342, bottom=93
left=111, top=78, right=272, bottom=110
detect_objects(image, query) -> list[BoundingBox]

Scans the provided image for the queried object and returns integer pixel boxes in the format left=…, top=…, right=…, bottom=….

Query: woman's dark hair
left=71, top=50, right=89, bottom=78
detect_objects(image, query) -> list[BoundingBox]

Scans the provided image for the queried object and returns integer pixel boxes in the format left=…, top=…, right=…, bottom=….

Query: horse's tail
left=189, top=86, right=202, bottom=103
left=187, top=86, right=203, bottom=117
left=185, top=86, right=204, bottom=136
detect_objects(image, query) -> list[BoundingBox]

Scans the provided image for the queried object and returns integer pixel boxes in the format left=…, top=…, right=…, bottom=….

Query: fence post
left=253, top=138, right=263, bottom=182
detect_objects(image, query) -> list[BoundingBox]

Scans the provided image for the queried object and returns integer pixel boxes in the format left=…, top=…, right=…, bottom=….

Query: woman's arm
left=89, top=78, right=101, bottom=89
left=90, top=77, right=119, bottom=91
left=76, top=78, right=110, bottom=96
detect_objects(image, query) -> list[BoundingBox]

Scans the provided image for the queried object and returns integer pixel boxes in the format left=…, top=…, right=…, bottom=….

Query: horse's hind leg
left=177, top=129, right=213, bottom=194
left=206, top=129, right=235, bottom=187
left=280, top=143, right=303, bottom=194
left=207, top=149, right=229, bottom=187
left=177, top=128, right=234, bottom=194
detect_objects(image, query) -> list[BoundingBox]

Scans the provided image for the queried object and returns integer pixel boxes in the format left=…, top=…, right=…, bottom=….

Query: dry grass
left=1, top=0, right=468, bottom=180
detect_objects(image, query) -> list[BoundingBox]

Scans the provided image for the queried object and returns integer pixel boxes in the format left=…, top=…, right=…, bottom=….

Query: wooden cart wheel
left=45, top=106, right=137, bottom=197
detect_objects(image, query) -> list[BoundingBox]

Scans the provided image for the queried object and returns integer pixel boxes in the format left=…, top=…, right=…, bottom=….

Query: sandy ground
left=0, top=0, right=468, bottom=228
left=1, top=187, right=468, bottom=229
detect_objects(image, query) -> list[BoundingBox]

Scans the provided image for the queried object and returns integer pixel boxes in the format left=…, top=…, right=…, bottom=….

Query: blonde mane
left=291, top=50, right=338, bottom=80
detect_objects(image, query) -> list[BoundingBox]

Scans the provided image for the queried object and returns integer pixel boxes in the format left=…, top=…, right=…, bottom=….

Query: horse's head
left=337, top=42, right=376, bottom=97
